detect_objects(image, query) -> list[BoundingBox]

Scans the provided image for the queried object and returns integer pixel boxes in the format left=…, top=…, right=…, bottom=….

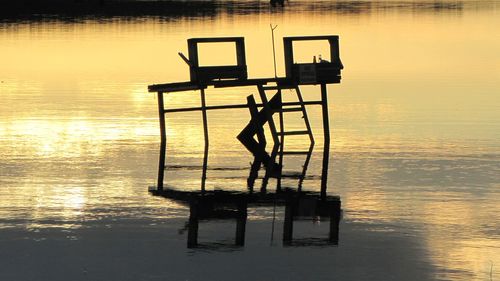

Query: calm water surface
left=1, top=1, right=499, bottom=280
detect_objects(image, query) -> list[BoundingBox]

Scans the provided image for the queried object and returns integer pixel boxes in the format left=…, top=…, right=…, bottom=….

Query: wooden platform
left=148, top=76, right=341, bottom=93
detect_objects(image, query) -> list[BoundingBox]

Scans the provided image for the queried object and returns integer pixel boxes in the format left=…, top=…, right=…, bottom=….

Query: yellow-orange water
left=1, top=1, right=499, bottom=280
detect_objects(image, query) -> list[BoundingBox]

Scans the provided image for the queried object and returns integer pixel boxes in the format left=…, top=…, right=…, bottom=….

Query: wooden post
left=320, top=84, right=330, bottom=199
left=277, top=90, right=284, bottom=191
left=157, top=92, right=166, bottom=191
left=187, top=39, right=199, bottom=82
left=201, top=89, right=209, bottom=192
left=329, top=200, right=341, bottom=244
left=283, top=38, right=294, bottom=79
left=235, top=38, right=247, bottom=71
left=329, top=37, right=341, bottom=66
left=187, top=200, right=199, bottom=248
left=235, top=200, right=247, bottom=246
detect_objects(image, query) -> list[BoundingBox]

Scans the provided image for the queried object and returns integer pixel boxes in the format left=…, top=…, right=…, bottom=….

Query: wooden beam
left=148, top=81, right=202, bottom=93
left=188, top=37, right=245, bottom=43
left=162, top=101, right=323, bottom=114
left=148, top=76, right=342, bottom=92
left=283, top=35, right=339, bottom=41
left=211, top=78, right=273, bottom=88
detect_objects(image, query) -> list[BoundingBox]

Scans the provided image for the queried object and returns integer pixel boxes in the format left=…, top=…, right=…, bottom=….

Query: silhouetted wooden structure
left=186, top=37, right=247, bottom=82
left=283, top=36, right=343, bottom=84
left=148, top=35, right=343, bottom=196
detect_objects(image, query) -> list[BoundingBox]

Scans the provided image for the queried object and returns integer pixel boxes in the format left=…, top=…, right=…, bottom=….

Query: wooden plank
left=278, top=130, right=309, bottom=136
left=161, top=101, right=322, bottom=114
left=261, top=84, right=296, bottom=90
left=284, top=35, right=339, bottom=41
left=148, top=81, right=202, bottom=93
left=195, top=65, right=247, bottom=82
left=276, top=107, right=303, bottom=112
left=211, top=78, right=273, bottom=88
left=188, top=37, right=245, bottom=43
left=150, top=189, right=341, bottom=208
left=148, top=77, right=343, bottom=93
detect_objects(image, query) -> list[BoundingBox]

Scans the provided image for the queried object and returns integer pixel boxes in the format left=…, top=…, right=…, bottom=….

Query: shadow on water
left=0, top=0, right=479, bottom=22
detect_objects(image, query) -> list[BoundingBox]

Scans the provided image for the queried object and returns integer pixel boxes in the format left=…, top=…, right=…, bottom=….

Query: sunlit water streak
left=1, top=1, right=499, bottom=280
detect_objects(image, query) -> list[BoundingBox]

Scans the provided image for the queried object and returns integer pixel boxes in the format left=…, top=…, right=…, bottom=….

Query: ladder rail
left=297, top=143, right=314, bottom=190
left=256, top=84, right=318, bottom=191
left=294, top=86, right=315, bottom=145
left=277, top=89, right=285, bottom=191
left=271, top=85, right=316, bottom=190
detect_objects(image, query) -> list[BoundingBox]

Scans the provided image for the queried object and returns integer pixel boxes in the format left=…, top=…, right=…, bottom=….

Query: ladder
left=257, top=84, right=315, bottom=190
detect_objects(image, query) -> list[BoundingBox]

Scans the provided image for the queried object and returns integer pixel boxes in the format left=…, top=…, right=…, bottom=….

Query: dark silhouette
left=149, top=35, right=343, bottom=196
left=148, top=35, right=343, bottom=249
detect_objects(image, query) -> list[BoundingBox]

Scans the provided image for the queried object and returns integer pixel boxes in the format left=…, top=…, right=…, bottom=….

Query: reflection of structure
left=148, top=35, right=343, bottom=196
left=149, top=188, right=341, bottom=249
left=282, top=192, right=341, bottom=245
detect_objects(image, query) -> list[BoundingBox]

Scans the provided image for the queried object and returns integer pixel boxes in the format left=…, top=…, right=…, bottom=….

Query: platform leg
left=320, top=84, right=330, bottom=199
left=188, top=200, right=199, bottom=248
left=201, top=89, right=209, bottom=192
left=157, top=92, right=166, bottom=191
left=329, top=200, right=341, bottom=244
left=235, top=200, right=247, bottom=246
left=277, top=90, right=284, bottom=191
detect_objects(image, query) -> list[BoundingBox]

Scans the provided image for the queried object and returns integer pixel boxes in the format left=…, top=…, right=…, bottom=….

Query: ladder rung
left=283, top=151, right=310, bottom=155
left=276, top=107, right=303, bottom=112
left=278, top=130, right=310, bottom=136
left=281, top=174, right=303, bottom=179
left=261, top=85, right=295, bottom=90
left=261, top=86, right=280, bottom=90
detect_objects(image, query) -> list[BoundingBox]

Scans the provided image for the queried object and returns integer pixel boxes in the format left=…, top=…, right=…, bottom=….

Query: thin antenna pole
left=270, top=24, right=278, bottom=78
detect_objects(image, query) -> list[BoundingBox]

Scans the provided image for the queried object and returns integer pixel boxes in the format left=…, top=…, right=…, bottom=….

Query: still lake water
left=1, top=1, right=499, bottom=280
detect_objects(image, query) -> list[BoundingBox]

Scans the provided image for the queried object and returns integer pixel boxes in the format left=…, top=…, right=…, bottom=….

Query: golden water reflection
left=1, top=2, right=499, bottom=280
